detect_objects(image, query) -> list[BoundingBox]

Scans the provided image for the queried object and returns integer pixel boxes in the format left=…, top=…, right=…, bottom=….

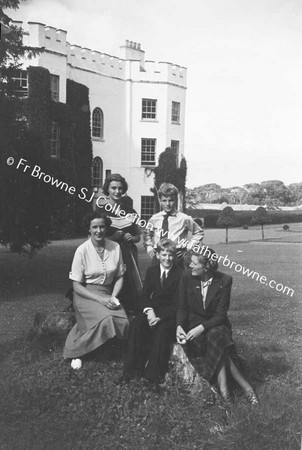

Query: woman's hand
left=186, top=324, right=205, bottom=341
left=176, top=325, right=187, bottom=344
left=147, top=246, right=156, bottom=259
left=146, top=308, right=160, bottom=328
left=123, top=232, right=134, bottom=242
left=106, top=296, right=120, bottom=310
left=149, top=317, right=161, bottom=327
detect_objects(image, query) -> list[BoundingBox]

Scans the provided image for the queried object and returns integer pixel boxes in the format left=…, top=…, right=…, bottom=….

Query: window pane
left=92, top=108, right=104, bottom=138
left=141, top=138, right=156, bottom=166
left=171, top=101, right=180, bottom=123
left=141, top=196, right=155, bottom=221
left=171, top=140, right=179, bottom=165
left=11, top=70, right=28, bottom=97
left=142, top=98, right=157, bottom=119
left=50, top=122, right=60, bottom=158
left=50, top=74, right=59, bottom=102
left=92, top=157, right=103, bottom=187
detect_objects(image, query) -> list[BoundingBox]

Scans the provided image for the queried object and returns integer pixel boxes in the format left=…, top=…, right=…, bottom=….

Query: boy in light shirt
left=144, top=183, right=204, bottom=263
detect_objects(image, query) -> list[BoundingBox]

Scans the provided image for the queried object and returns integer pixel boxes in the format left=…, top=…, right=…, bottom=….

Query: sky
left=10, top=0, right=302, bottom=188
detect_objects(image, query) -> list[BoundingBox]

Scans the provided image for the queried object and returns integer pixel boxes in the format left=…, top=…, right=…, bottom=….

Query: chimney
left=120, top=39, right=145, bottom=69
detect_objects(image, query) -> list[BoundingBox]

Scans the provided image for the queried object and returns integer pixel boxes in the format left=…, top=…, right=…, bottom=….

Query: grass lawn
left=0, top=224, right=301, bottom=449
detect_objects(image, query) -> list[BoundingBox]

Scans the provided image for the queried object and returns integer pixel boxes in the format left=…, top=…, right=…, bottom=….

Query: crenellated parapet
left=68, top=45, right=125, bottom=77
left=13, top=22, right=187, bottom=87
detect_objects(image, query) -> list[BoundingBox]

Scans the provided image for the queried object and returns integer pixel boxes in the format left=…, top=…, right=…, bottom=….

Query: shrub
left=242, top=224, right=249, bottom=229
left=283, top=224, right=290, bottom=231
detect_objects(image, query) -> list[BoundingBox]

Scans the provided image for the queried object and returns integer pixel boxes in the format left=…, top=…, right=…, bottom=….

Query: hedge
left=187, top=209, right=302, bottom=228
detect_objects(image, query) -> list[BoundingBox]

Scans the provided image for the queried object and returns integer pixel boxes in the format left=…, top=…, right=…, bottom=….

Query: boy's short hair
left=158, top=183, right=179, bottom=199
left=156, top=238, right=177, bottom=255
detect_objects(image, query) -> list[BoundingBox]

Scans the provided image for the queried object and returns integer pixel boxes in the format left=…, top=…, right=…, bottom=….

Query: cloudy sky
left=11, top=0, right=302, bottom=188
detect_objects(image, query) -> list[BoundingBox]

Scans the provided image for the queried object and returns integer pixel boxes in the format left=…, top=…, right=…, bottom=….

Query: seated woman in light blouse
left=63, top=211, right=129, bottom=369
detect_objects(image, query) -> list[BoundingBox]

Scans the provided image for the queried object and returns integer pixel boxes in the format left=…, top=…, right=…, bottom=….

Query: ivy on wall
left=0, top=66, right=93, bottom=251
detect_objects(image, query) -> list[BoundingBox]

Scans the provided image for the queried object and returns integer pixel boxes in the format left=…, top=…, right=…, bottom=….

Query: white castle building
left=15, top=21, right=187, bottom=219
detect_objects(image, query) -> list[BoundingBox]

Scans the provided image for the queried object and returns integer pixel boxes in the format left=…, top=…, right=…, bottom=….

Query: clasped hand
left=106, top=296, right=120, bottom=310
left=146, top=308, right=161, bottom=328
left=176, top=324, right=204, bottom=344
left=123, top=232, right=134, bottom=242
left=147, top=246, right=156, bottom=259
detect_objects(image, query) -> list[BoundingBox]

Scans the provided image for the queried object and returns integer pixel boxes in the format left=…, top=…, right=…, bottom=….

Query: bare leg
left=217, top=363, right=229, bottom=398
left=229, top=357, right=253, bottom=392
left=228, top=357, right=259, bottom=404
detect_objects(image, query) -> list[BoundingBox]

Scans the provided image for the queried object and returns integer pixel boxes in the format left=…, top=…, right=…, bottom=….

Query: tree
left=1, top=1, right=39, bottom=93
left=0, top=1, right=46, bottom=252
left=217, top=206, right=237, bottom=243
left=0, top=2, right=92, bottom=253
left=243, top=183, right=266, bottom=205
left=153, top=147, right=187, bottom=212
left=252, top=206, right=271, bottom=240
left=288, top=183, right=302, bottom=206
left=260, top=180, right=293, bottom=206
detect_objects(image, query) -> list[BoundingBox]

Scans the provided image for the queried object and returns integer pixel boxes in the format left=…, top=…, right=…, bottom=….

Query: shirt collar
left=160, top=264, right=172, bottom=277
left=159, top=210, right=177, bottom=217
left=202, top=278, right=213, bottom=288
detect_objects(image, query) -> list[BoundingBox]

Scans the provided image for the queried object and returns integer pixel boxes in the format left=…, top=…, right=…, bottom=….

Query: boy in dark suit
left=119, top=239, right=183, bottom=385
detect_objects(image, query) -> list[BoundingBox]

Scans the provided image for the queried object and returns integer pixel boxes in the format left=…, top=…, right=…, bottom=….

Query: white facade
left=16, top=21, right=187, bottom=217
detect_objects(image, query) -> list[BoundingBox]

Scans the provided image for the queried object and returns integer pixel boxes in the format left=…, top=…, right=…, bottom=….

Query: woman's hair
left=102, top=173, right=128, bottom=196
left=158, top=182, right=179, bottom=199
left=156, top=238, right=177, bottom=255
left=191, top=246, right=219, bottom=272
left=83, top=210, right=112, bottom=230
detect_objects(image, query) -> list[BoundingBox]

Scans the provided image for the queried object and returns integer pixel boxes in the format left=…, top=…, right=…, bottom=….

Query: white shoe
left=71, top=358, right=82, bottom=370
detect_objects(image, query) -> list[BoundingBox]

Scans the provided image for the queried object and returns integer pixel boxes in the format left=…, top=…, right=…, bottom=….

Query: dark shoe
left=245, top=389, right=259, bottom=405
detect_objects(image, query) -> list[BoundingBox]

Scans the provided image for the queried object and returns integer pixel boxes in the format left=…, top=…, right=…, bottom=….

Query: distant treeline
left=187, top=209, right=302, bottom=228
left=186, top=180, right=302, bottom=207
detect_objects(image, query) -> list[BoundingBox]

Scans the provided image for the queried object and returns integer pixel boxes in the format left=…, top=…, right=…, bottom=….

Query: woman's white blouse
left=69, top=238, right=125, bottom=285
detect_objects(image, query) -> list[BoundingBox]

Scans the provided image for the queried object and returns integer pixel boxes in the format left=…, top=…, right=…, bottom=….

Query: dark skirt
left=63, top=284, right=129, bottom=359
left=187, top=324, right=236, bottom=382
left=119, top=243, right=142, bottom=313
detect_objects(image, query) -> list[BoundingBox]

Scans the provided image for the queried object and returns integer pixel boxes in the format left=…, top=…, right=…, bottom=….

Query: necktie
left=162, top=213, right=170, bottom=235
left=161, top=271, right=166, bottom=287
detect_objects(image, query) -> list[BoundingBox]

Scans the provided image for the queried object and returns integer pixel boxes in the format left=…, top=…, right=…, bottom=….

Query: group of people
left=63, top=174, right=258, bottom=404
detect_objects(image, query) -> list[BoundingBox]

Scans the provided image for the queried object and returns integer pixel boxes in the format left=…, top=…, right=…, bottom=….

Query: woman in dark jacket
left=176, top=247, right=258, bottom=404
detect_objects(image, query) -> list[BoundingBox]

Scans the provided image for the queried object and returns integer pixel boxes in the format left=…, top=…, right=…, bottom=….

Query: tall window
left=141, top=196, right=155, bottom=222
left=171, top=140, right=179, bottom=165
left=105, top=169, right=111, bottom=179
left=171, top=101, right=180, bottom=123
left=92, top=157, right=103, bottom=188
left=11, top=70, right=28, bottom=97
left=92, top=108, right=104, bottom=139
left=141, top=138, right=156, bottom=166
left=50, top=74, right=59, bottom=102
left=142, top=98, right=157, bottom=120
left=50, top=122, right=60, bottom=158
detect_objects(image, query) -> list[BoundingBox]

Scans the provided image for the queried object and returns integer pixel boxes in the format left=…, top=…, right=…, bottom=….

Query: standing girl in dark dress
left=97, top=174, right=142, bottom=314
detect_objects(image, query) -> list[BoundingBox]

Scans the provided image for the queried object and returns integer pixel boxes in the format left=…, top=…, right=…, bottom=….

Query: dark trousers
left=123, top=313, right=175, bottom=381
